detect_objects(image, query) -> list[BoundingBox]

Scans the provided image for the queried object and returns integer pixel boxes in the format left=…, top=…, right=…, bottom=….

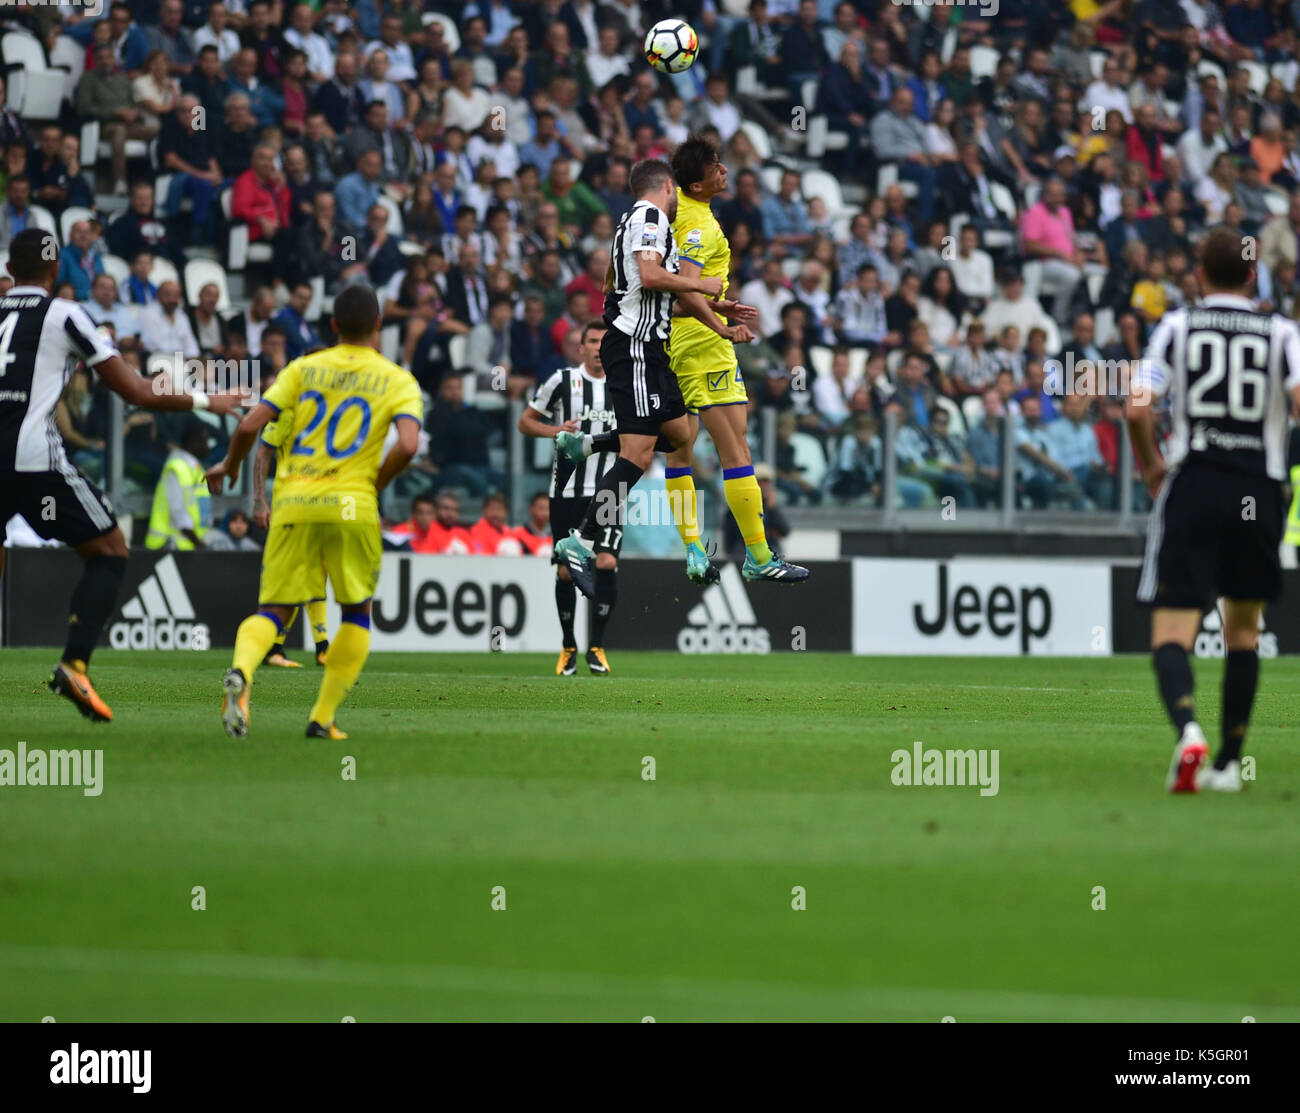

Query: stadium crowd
left=9, top=0, right=1300, bottom=545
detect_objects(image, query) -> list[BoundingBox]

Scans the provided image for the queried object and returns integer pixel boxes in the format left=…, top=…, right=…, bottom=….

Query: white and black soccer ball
left=643, top=19, right=699, bottom=75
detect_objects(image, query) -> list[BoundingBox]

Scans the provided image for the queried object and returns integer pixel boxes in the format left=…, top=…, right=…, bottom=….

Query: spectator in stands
left=359, top=202, right=405, bottom=289
left=229, top=286, right=276, bottom=355
left=216, top=93, right=259, bottom=183
left=158, top=95, right=221, bottom=244
left=83, top=274, right=142, bottom=351
left=1013, top=361, right=1061, bottom=423
left=295, top=190, right=363, bottom=291
left=27, top=126, right=70, bottom=215
left=125, top=251, right=157, bottom=306
left=830, top=263, right=888, bottom=348
left=893, top=352, right=936, bottom=428
left=884, top=270, right=922, bottom=349
left=1048, top=393, right=1112, bottom=509
left=206, top=509, right=261, bottom=551
left=231, top=143, right=291, bottom=279
left=950, top=320, right=998, bottom=397
left=336, top=148, right=384, bottom=233
left=392, top=491, right=475, bottom=554
left=1020, top=176, right=1084, bottom=322
left=55, top=221, right=105, bottom=303
left=0, top=77, right=30, bottom=152
left=140, top=279, right=200, bottom=358
left=542, top=157, right=606, bottom=229
left=194, top=3, right=241, bottom=66
left=740, top=258, right=793, bottom=339
left=426, top=375, right=508, bottom=498
left=225, top=47, right=284, bottom=130
left=0, top=175, right=33, bottom=252
left=184, top=45, right=228, bottom=119
left=77, top=42, right=160, bottom=194
left=760, top=168, right=812, bottom=251
left=871, top=87, right=937, bottom=224
left=1015, top=393, right=1082, bottom=509
left=256, top=324, right=289, bottom=385
left=1094, top=394, right=1150, bottom=511
left=964, top=388, right=1005, bottom=507
left=445, top=240, right=491, bottom=328
left=511, top=293, right=554, bottom=384
left=241, top=0, right=285, bottom=81
left=898, top=406, right=975, bottom=507
left=187, top=281, right=230, bottom=357
left=315, top=49, right=366, bottom=135
left=134, top=49, right=180, bottom=134
left=468, top=492, right=517, bottom=554
left=467, top=293, right=522, bottom=394
left=272, top=283, right=321, bottom=359
left=344, top=101, right=412, bottom=194
left=105, top=3, right=151, bottom=75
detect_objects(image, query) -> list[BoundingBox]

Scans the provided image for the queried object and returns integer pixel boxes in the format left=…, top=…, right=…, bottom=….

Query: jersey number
left=1186, top=332, right=1268, bottom=423
left=290, top=391, right=373, bottom=459
left=0, top=314, right=19, bottom=378
left=601, top=527, right=623, bottom=550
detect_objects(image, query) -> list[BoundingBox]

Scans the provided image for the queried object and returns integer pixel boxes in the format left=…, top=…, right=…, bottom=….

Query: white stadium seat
left=184, top=258, right=232, bottom=312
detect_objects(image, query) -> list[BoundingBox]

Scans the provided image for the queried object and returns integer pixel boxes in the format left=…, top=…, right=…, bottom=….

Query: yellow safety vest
left=1287, top=464, right=1300, bottom=547
left=146, top=452, right=211, bottom=550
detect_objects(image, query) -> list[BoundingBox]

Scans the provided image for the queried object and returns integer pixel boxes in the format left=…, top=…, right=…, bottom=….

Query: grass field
left=2, top=648, right=1299, bottom=1022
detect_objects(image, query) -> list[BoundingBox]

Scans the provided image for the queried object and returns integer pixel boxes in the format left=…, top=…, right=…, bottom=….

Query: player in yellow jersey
left=665, top=136, right=809, bottom=584
left=205, top=285, right=422, bottom=739
left=252, top=412, right=331, bottom=667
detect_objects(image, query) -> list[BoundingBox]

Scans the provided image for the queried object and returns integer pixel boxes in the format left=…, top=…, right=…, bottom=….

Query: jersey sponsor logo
left=577, top=405, right=616, bottom=424
left=108, top=555, right=211, bottom=650
left=684, top=228, right=703, bottom=246
left=1196, top=601, right=1277, bottom=659
left=707, top=370, right=730, bottom=392
left=677, top=564, right=771, bottom=653
left=1189, top=422, right=1264, bottom=453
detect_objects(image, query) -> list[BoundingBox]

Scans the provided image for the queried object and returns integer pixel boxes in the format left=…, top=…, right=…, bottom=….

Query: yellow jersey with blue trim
left=670, top=188, right=736, bottom=374
left=258, top=344, right=423, bottom=524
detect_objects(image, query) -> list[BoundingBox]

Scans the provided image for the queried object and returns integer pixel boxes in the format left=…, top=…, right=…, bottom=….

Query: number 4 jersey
left=259, top=343, right=423, bottom=524
left=1139, top=293, right=1300, bottom=480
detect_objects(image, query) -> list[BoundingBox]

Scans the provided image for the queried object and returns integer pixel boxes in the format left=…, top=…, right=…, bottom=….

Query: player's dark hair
left=670, top=135, right=718, bottom=196
left=580, top=318, right=606, bottom=342
left=530, top=490, right=548, bottom=504
left=629, top=158, right=672, bottom=199
left=1200, top=225, right=1253, bottom=291
left=8, top=227, right=58, bottom=283
left=482, top=491, right=508, bottom=509
left=332, top=283, right=381, bottom=341
left=412, top=492, right=436, bottom=510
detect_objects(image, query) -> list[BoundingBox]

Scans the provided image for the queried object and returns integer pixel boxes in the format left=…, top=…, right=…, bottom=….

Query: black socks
left=590, top=568, right=617, bottom=645
left=1219, top=649, right=1259, bottom=769
left=579, top=456, right=644, bottom=542
left=64, top=555, right=127, bottom=665
left=555, top=578, right=577, bottom=647
left=1153, top=642, right=1196, bottom=735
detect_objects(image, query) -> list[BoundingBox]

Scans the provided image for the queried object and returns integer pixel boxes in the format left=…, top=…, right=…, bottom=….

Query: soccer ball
left=644, top=19, right=698, bottom=74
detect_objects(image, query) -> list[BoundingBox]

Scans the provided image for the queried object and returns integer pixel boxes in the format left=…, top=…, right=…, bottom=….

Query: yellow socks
left=232, top=612, right=281, bottom=683
left=305, top=599, right=329, bottom=644
left=309, top=614, right=370, bottom=727
left=723, top=466, right=772, bottom=565
left=663, top=466, right=701, bottom=550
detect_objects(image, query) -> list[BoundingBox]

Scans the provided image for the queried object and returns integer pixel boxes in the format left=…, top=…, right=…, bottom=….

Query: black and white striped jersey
left=604, top=199, right=677, bottom=342
left=1138, top=293, right=1300, bottom=481
left=0, top=286, right=118, bottom=473
left=528, top=364, right=617, bottom=498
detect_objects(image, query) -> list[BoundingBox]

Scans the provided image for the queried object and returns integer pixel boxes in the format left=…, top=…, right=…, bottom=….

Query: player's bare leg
left=1151, top=607, right=1208, bottom=792
left=307, top=600, right=372, bottom=740
left=1199, top=599, right=1265, bottom=792
left=48, top=528, right=129, bottom=723
left=223, top=601, right=294, bottom=738
left=701, top=403, right=808, bottom=584
left=663, top=414, right=719, bottom=585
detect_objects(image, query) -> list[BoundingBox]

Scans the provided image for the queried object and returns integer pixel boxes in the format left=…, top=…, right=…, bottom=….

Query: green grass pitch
left=2, top=648, right=1299, bottom=1022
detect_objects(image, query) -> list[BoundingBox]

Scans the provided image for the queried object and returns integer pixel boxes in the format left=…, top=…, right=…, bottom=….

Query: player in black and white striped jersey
left=553, top=159, right=754, bottom=598
left=518, top=319, right=621, bottom=676
left=0, top=229, right=245, bottom=723
left=1128, top=226, right=1300, bottom=793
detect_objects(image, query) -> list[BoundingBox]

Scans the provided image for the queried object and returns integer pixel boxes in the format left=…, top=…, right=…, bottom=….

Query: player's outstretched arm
left=376, top=416, right=421, bottom=493
left=673, top=258, right=753, bottom=342
left=207, top=401, right=279, bottom=494
left=95, top=354, right=246, bottom=415
left=517, top=407, right=578, bottom=439
left=251, top=443, right=274, bottom=528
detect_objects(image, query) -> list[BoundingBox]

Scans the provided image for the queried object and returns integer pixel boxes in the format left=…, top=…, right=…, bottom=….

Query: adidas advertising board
left=608, top=560, right=852, bottom=653
left=852, top=559, right=1113, bottom=656
left=1, top=549, right=260, bottom=650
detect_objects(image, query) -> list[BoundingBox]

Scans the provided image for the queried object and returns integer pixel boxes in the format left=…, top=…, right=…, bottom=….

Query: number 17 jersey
left=259, top=343, right=423, bottom=525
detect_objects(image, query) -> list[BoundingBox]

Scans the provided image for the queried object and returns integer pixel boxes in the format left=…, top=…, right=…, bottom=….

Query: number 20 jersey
left=259, top=344, right=423, bottom=525
left=1139, top=293, right=1300, bottom=480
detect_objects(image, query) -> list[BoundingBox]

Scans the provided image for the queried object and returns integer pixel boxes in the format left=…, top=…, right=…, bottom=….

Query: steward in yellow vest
left=146, top=421, right=213, bottom=550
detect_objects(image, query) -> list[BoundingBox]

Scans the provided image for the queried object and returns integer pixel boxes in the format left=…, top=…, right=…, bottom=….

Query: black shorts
left=600, top=325, right=686, bottom=436
left=550, top=495, right=624, bottom=560
left=0, top=466, right=118, bottom=548
left=1137, top=462, right=1285, bottom=609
